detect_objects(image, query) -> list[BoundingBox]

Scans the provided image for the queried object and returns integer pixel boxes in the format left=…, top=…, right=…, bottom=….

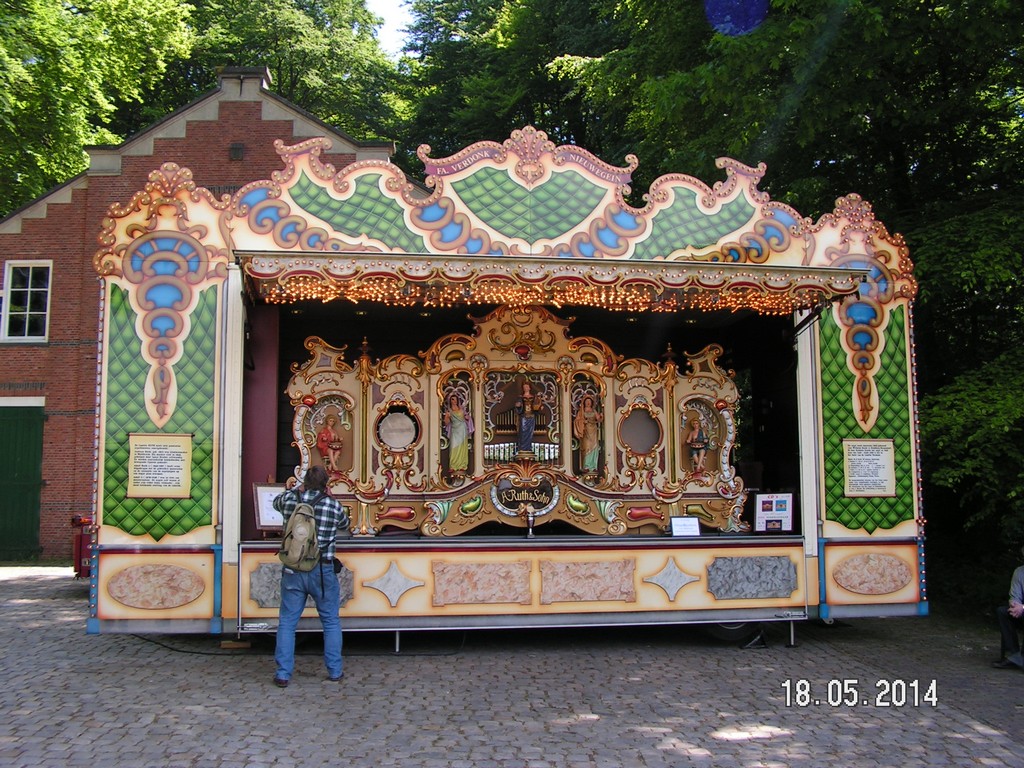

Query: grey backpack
left=278, top=498, right=322, bottom=571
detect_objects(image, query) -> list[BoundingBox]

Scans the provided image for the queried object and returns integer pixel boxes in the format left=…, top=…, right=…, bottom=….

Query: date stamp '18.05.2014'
left=781, top=678, right=938, bottom=708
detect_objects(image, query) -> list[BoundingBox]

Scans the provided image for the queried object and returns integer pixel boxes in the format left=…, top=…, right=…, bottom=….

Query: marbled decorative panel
left=706, top=556, right=797, bottom=600
left=643, top=558, right=700, bottom=601
left=107, top=564, right=205, bottom=610
left=365, top=561, right=426, bottom=607
left=249, top=562, right=354, bottom=608
left=832, top=553, right=912, bottom=595
left=539, top=560, right=636, bottom=604
left=432, top=561, right=532, bottom=606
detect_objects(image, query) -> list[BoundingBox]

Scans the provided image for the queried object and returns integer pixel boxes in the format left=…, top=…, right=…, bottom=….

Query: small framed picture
left=755, top=492, right=794, bottom=533
left=253, top=483, right=286, bottom=531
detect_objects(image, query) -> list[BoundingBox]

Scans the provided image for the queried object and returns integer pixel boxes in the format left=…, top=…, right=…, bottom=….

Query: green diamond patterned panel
left=291, top=172, right=427, bottom=253
left=634, top=193, right=756, bottom=259
left=820, top=306, right=915, bottom=533
left=101, top=287, right=217, bottom=539
left=450, top=168, right=606, bottom=241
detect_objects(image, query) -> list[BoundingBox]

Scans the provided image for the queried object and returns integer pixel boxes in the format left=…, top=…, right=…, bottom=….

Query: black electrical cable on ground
left=131, top=631, right=468, bottom=657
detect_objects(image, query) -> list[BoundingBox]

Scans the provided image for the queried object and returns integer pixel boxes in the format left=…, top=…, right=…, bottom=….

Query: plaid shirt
left=273, top=487, right=349, bottom=560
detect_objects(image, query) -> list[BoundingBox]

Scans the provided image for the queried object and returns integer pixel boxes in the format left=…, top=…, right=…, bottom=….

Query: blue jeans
left=274, top=563, right=343, bottom=681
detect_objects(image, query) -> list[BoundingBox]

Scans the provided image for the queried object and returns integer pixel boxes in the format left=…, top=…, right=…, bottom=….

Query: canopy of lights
left=239, top=252, right=867, bottom=316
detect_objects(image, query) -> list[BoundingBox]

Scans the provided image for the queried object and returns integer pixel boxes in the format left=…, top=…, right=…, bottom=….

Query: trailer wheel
left=704, top=622, right=758, bottom=642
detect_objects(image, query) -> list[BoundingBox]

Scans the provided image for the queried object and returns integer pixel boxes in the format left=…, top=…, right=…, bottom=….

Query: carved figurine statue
left=685, top=416, right=709, bottom=475
left=514, top=381, right=543, bottom=454
left=443, top=394, right=474, bottom=475
left=573, top=394, right=603, bottom=474
left=316, top=414, right=343, bottom=472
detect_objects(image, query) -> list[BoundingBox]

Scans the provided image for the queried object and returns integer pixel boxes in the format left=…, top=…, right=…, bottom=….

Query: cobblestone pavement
left=2, top=566, right=1022, bottom=768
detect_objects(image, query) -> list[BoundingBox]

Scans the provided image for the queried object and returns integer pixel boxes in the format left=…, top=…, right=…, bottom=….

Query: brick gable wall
left=0, top=90, right=363, bottom=559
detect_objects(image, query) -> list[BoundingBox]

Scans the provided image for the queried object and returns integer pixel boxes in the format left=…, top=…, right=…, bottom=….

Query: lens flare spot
left=705, top=0, right=769, bottom=35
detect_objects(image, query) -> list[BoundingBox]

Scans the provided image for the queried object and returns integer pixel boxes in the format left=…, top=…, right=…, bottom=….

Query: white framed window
left=1, top=261, right=52, bottom=342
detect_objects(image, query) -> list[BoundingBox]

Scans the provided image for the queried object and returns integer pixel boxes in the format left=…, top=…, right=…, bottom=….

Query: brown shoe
left=273, top=676, right=289, bottom=687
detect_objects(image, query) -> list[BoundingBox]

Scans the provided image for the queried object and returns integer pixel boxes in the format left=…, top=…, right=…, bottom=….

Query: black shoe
left=991, top=658, right=1018, bottom=669
left=324, top=674, right=344, bottom=682
left=273, top=676, right=289, bottom=687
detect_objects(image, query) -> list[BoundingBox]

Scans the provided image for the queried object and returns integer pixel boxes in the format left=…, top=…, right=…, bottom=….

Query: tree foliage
left=194, top=0, right=401, bottom=138
left=2, top=0, right=1024, bottom=594
left=912, top=190, right=1024, bottom=593
left=399, top=0, right=624, bottom=169
left=911, top=192, right=1024, bottom=394
left=920, top=344, right=1024, bottom=536
left=400, top=0, right=1024, bottom=592
left=552, top=0, right=1024, bottom=215
left=0, top=0, right=408, bottom=217
left=0, top=0, right=193, bottom=214
left=110, top=0, right=405, bottom=145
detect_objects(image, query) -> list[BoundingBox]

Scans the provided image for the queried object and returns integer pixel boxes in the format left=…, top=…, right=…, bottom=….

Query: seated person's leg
left=993, top=605, right=1024, bottom=668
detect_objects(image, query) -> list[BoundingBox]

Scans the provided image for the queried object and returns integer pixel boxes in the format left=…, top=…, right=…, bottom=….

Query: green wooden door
left=0, top=406, right=44, bottom=559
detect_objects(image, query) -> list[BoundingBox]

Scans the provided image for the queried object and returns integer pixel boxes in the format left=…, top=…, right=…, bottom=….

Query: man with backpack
left=272, top=465, right=350, bottom=688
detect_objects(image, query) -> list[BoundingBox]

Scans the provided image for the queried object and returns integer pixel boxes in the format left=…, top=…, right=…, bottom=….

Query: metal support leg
left=742, top=625, right=768, bottom=649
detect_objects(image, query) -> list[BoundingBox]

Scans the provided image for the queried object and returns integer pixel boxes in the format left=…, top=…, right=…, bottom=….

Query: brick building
left=0, top=67, right=392, bottom=560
